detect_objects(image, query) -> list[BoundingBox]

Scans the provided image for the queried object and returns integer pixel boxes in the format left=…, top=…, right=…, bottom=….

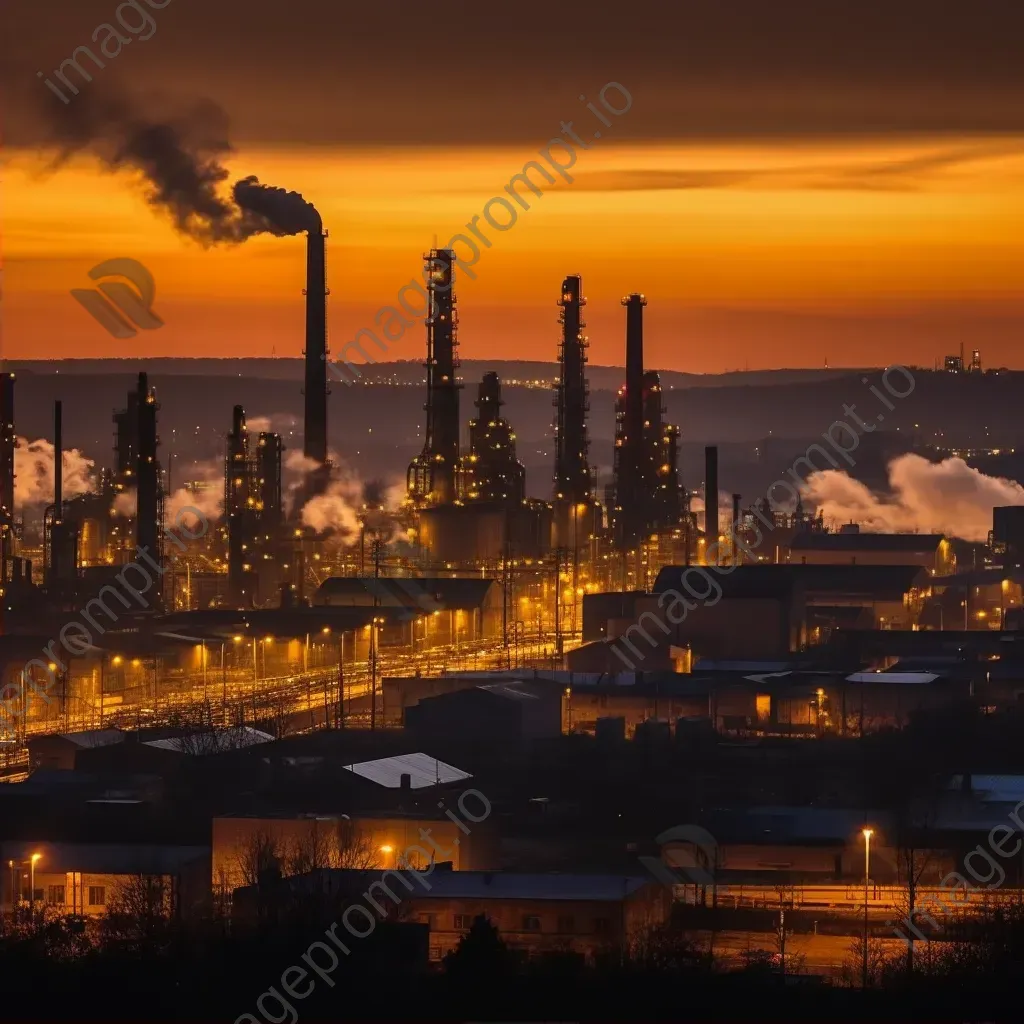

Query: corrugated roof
left=476, top=682, right=541, bottom=701
left=343, top=752, right=471, bottom=789
left=56, top=729, right=125, bottom=749
left=143, top=726, right=273, bottom=755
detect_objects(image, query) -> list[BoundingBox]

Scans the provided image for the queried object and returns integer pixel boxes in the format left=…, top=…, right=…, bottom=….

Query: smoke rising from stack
left=40, top=90, right=319, bottom=244
left=14, top=438, right=94, bottom=506
left=803, top=454, right=1024, bottom=542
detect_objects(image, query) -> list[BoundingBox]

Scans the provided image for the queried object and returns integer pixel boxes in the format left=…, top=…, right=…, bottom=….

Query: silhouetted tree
left=443, top=914, right=511, bottom=981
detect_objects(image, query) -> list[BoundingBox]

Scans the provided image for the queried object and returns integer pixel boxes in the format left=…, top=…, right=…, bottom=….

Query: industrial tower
left=303, top=219, right=330, bottom=494
left=611, top=294, right=684, bottom=552
left=463, top=372, right=526, bottom=504
left=407, top=249, right=461, bottom=505
left=553, top=275, right=592, bottom=505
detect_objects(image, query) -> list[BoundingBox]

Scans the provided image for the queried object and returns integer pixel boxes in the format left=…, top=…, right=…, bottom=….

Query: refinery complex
left=0, top=228, right=720, bottom=765
left=2, top=228, right=1023, bottom=780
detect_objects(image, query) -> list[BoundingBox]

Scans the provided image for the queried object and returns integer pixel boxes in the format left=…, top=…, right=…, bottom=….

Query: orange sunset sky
left=4, top=1, right=1024, bottom=372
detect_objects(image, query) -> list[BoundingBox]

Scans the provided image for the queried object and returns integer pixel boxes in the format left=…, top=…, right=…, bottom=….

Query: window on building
left=521, top=915, right=541, bottom=931
left=557, top=915, right=575, bottom=933
left=593, top=917, right=611, bottom=933
left=88, top=886, right=106, bottom=907
left=33, top=888, right=43, bottom=903
left=453, top=914, right=473, bottom=930
left=48, top=885, right=66, bottom=905
left=429, top=946, right=442, bottom=962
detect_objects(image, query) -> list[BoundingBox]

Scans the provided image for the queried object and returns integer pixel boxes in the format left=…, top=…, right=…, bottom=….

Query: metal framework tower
left=553, top=275, right=592, bottom=503
left=464, top=372, right=525, bottom=503
left=407, top=249, right=461, bottom=505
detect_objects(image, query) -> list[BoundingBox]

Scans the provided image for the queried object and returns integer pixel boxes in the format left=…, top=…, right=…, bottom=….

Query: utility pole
left=553, top=547, right=563, bottom=657
left=370, top=536, right=382, bottom=731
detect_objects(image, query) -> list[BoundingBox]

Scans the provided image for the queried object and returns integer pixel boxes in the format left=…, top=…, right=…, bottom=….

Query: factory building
left=578, top=563, right=930, bottom=669
left=315, top=576, right=503, bottom=645
left=785, top=529, right=952, bottom=574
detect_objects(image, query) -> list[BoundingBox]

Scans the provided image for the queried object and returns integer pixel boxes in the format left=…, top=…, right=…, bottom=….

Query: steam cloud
left=283, top=451, right=406, bottom=545
left=14, top=438, right=95, bottom=505
left=165, top=457, right=224, bottom=525
left=803, top=454, right=1024, bottom=542
left=42, top=91, right=319, bottom=243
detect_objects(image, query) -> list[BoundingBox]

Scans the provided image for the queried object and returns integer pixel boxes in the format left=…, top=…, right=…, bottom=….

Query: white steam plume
left=802, top=454, right=1024, bottom=542
left=112, top=458, right=223, bottom=526
left=14, top=438, right=95, bottom=505
left=166, top=456, right=223, bottom=525
left=246, top=413, right=298, bottom=438
left=691, top=491, right=736, bottom=536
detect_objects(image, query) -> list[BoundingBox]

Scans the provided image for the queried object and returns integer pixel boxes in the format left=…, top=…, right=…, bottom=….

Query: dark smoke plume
left=42, top=90, right=319, bottom=244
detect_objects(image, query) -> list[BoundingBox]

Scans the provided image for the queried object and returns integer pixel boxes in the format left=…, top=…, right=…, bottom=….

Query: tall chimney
left=53, top=400, right=63, bottom=522
left=705, top=446, right=719, bottom=565
left=303, top=220, right=329, bottom=482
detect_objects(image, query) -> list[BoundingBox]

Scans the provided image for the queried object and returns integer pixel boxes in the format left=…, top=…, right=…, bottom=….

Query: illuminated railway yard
left=0, top=627, right=578, bottom=777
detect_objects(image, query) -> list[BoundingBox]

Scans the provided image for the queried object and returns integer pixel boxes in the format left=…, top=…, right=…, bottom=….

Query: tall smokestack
left=705, top=446, right=719, bottom=565
left=136, top=373, right=162, bottom=592
left=407, top=249, right=460, bottom=505
left=303, top=220, right=329, bottom=483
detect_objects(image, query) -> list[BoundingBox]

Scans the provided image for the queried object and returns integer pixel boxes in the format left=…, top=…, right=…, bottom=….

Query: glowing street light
left=862, top=828, right=873, bottom=987
left=30, top=853, right=41, bottom=915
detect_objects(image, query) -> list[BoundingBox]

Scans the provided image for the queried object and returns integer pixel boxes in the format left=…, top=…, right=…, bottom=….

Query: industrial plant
left=0, top=230, right=1021, bottom=787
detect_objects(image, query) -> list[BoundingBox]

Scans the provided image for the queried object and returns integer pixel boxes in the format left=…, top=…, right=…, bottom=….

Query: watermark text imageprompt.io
left=235, top=787, right=492, bottom=1024
left=0, top=505, right=208, bottom=741
left=328, top=81, right=633, bottom=385
left=612, top=366, right=917, bottom=670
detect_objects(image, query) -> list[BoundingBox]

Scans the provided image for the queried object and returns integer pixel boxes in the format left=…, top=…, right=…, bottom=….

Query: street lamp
left=30, top=853, right=41, bottom=916
left=862, top=828, right=873, bottom=988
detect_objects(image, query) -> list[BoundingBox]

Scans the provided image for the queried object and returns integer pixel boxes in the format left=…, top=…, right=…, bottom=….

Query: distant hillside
left=7, top=358, right=869, bottom=392
left=5, top=361, right=1023, bottom=505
